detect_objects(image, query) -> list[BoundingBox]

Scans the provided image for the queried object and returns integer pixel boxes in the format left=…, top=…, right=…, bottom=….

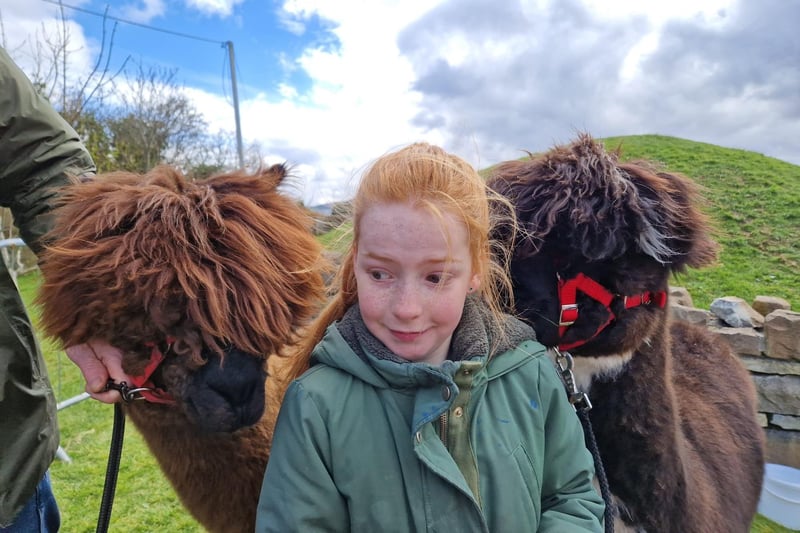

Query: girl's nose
left=392, top=282, right=423, bottom=320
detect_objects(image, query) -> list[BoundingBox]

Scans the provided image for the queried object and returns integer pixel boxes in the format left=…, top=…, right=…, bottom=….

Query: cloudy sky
left=2, top=0, right=797, bottom=205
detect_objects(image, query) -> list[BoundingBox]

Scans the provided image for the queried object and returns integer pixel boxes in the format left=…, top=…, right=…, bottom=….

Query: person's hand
left=65, top=340, right=130, bottom=403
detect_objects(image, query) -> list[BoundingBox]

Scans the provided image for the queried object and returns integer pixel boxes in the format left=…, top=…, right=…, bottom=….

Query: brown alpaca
left=487, top=134, right=765, bottom=533
left=36, top=165, right=327, bottom=533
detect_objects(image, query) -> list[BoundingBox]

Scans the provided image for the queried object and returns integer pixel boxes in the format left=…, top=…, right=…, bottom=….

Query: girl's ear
left=469, top=273, right=481, bottom=293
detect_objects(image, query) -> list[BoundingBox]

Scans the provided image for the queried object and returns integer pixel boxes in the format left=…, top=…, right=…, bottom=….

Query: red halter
left=128, top=339, right=176, bottom=404
left=557, top=273, right=666, bottom=351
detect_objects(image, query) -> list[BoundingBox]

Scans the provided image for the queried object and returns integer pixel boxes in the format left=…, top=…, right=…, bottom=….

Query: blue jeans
left=0, top=471, right=60, bottom=532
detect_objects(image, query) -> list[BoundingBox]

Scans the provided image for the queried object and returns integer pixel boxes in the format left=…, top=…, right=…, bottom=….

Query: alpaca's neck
left=584, top=316, right=691, bottom=531
left=126, top=407, right=273, bottom=533
left=121, top=369, right=288, bottom=533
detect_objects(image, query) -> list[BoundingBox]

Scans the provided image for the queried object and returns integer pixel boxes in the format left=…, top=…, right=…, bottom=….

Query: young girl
left=256, top=143, right=604, bottom=532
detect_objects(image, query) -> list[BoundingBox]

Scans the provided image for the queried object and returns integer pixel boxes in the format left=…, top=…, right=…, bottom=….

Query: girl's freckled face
left=354, top=201, right=479, bottom=365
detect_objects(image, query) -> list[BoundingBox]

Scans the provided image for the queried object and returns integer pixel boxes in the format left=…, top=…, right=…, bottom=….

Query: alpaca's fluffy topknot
left=488, top=133, right=718, bottom=269
left=36, top=164, right=328, bottom=361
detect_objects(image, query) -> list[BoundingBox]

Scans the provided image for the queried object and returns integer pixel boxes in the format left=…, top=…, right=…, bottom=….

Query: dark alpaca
left=487, top=134, right=765, bottom=533
left=36, top=165, right=327, bottom=533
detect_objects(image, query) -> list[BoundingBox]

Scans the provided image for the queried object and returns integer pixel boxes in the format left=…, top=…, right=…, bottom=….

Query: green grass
left=18, top=272, right=203, bottom=532
left=752, top=514, right=798, bottom=533
left=317, top=220, right=353, bottom=254
left=16, top=134, right=800, bottom=531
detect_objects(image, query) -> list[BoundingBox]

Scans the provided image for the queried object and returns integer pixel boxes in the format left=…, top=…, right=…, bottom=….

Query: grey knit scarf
left=336, top=295, right=535, bottom=365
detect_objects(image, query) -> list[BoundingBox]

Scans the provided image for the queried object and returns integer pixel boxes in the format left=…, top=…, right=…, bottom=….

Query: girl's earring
left=468, top=287, right=475, bottom=293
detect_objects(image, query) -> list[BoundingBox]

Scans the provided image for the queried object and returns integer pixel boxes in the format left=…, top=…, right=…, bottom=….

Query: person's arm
left=538, top=360, right=605, bottom=532
left=256, top=379, right=349, bottom=532
left=0, top=48, right=129, bottom=402
left=0, top=46, right=95, bottom=253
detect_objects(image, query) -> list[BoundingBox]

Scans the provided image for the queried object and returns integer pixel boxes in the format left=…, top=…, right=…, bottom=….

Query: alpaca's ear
left=628, top=167, right=718, bottom=272
left=208, top=164, right=289, bottom=198
left=660, top=171, right=719, bottom=271
left=261, top=163, right=288, bottom=185
left=685, top=234, right=719, bottom=269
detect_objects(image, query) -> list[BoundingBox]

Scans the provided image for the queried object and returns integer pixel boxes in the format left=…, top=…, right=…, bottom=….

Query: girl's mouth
left=390, top=329, right=424, bottom=342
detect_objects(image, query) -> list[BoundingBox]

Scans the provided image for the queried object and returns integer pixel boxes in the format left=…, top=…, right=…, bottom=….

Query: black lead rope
left=96, top=382, right=132, bottom=533
left=577, top=407, right=615, bottom=533
left=553, top=349, right=616, bottom=533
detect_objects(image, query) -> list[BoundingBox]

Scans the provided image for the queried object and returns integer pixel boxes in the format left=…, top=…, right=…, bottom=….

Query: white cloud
left=581, top=0, right=733, bottom=23
left=603, top=0, right=736, bottom=83
left=391, top=0, right=798, bottom=174
left=185, top=0, right=245, bottom=18
left=3, top=0, right=797, bottom=206
left=1, top=0, right=96, bottom=87
left=224, top=0, right=453, bottom=203
left=120, top=0, right=166, bottom=23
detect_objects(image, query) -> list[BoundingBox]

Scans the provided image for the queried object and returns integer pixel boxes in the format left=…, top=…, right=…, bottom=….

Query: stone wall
left=670, top=289, right=800, bottom=469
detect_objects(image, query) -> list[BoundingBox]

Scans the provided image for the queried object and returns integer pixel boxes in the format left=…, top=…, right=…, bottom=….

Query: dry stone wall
left=670, top=288, right=800, bottom=468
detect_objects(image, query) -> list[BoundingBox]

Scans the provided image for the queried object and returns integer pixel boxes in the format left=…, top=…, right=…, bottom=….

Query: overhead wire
left=40, top=0, right=244, bottom=147
left=40, top=0, right=225, bottom=45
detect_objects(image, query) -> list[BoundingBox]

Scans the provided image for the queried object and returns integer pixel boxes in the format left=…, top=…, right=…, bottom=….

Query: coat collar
left=311, top=297, right=539, bottom=390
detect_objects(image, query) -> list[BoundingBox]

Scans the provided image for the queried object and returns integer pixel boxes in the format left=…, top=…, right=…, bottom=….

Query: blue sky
left=3, top=0, right=798, bottom=206
left=53, top=1, right=326, bottom=100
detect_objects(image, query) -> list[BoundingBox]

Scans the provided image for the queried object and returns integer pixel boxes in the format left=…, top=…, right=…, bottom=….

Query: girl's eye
left=369, top=270, right=389, bottom=281
left=426, top=273, right=444, bottom=284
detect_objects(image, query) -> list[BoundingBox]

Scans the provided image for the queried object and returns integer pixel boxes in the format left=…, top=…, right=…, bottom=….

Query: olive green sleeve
left=0, top=46, right=95, bottom=254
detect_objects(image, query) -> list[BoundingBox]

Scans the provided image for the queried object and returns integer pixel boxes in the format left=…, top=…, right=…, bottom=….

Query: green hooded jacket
left=0, top=46, right=96, bottom=526
left=257, top=300, right=604, bottom=532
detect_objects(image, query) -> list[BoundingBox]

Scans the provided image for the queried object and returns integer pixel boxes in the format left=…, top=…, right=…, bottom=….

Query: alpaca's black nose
left=185, top=345, right=267, bottom=433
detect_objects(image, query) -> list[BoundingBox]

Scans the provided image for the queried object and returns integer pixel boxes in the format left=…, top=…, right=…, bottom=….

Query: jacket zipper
left=438, top=412, right=449, bottom=448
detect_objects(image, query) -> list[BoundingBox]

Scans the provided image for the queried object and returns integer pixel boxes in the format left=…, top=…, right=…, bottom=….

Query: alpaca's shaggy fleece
left=37, top=165, right=327, bottom=533
left=488, top=133, right=765, bottom=533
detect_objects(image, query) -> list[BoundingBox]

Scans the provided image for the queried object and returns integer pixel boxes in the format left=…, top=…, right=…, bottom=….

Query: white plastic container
left=758, top=463, right=800, bottom=530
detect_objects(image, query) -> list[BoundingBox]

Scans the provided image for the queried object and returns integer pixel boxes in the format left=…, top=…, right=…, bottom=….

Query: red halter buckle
left=559, top=304, right=579, bottom=326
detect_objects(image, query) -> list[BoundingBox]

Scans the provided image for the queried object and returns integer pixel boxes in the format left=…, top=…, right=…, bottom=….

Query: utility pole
left=226, top=41, right=245, bottom=169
